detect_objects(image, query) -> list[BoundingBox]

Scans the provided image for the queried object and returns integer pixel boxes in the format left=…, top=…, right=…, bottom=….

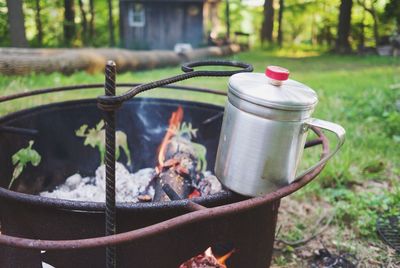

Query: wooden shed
left=119, top=0, right=212, bottom=50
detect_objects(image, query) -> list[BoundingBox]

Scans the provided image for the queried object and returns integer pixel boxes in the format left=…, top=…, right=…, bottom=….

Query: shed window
left=128, top=4, right=145, bottom=27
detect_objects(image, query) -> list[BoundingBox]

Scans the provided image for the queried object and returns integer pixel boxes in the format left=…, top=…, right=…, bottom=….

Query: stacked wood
left=0, top=45, right=241, bottom=76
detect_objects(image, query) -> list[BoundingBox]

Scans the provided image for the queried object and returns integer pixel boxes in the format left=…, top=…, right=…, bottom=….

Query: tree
left=359, top=8, right=366, bottom=49
left=6, top=0, right=28, bottom=47
left=277, top=0, right=284, bottom=47
left=64, top=0, right=76, bottom=46
left=35, top=0, right=43, bottom=46
left=261, top=0, right=274, bottom=44
left=384, top=0, right=400, bottom=33
left=78, top=0, right=88, bottom=45
left=89, top=0, right=95, bottom=42
left=357, top=0, right=379, bottom=46
left=107, top=0, right=115, bottom=46
left=225, top=0, right=231, bottom=40
left=336, top=0, right=353, bottom=53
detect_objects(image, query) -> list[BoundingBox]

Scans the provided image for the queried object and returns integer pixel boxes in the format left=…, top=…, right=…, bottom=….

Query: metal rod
left=162, top=183, right=207, bottom=212
left=103, top=61, right=117, bottom=268
left=201, top=112, right=224, bottom=125
left=0, top=126, right=38, bottom=136
left=97, top=60, right=253, bottom=110
left=0, top=83, right=227, bottom=104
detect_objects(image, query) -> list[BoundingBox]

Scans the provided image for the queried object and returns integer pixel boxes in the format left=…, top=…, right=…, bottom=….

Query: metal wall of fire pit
left=0, top=97, right=280, bottom=267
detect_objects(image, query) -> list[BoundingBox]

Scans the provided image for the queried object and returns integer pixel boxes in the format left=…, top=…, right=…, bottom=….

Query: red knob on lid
left=265, top=66, right=290, bottom=81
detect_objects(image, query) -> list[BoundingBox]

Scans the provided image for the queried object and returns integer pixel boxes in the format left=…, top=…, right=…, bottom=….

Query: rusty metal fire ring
left=0, top=83, right=330, bottom=250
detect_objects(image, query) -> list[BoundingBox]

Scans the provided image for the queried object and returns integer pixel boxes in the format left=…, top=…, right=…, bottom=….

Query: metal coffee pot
left=215, top=66, right=345, bottom=197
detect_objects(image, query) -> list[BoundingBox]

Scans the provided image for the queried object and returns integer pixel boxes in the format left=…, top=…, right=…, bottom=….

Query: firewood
left=153, top=137, right=198, bottom=202
left=153, top=165, right=192, bottom=202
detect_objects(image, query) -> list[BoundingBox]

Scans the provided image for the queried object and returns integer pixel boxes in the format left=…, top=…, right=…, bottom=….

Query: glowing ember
left=188, top=189, right=201, bottom=199
left=179, top=247, right=235, bottom=268
left=156, top=106, right=184, bottom=173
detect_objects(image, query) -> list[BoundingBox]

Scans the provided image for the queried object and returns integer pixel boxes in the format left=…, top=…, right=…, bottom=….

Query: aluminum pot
left=215, top=66, right=345, bottom=196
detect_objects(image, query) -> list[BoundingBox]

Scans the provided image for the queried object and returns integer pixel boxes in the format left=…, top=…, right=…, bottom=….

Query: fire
left=215, top=248, right=235, bottom=267
left=188, top=189, right=201, bottom=199
left=179, top=246, right=235, bottom=268
left=156, top=106, right=184, bottom=173
left=205, top=247, right=235, bottom=268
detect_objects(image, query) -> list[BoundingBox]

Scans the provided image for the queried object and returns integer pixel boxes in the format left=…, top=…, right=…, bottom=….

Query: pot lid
left=228, top=66, right=318, bottom=111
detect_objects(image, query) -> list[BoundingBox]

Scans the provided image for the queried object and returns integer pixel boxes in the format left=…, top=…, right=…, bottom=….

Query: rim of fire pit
left=0, top=83, right=330, bottom=250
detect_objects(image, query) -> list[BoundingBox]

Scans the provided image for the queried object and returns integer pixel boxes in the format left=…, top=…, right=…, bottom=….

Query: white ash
left=40, top=163, right=155, bottom=203
left=196, top=171, right=223, bottom=195
left=40, top=163, right=223, bottom=202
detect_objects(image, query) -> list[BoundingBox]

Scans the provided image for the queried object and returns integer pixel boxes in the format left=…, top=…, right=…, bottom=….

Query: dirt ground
left=272, top=196, right=399, bottom=267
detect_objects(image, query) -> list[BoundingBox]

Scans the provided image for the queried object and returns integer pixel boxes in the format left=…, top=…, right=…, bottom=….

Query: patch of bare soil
left=272, top=195, right=399, bottom=268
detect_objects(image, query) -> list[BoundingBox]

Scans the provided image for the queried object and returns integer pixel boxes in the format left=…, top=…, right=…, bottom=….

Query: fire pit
left=0, top=61, right=331, bottom=268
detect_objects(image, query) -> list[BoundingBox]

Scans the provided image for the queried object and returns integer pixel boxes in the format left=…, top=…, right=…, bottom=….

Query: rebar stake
left=103, top=61, right=117, bottom=268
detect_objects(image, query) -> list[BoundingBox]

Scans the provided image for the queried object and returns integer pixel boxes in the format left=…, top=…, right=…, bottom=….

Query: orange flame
left=205, top=247, right=235, bottom=268
left=216, top=249, right=235, bottom=267
left=156, top=106, right=183, bottom=172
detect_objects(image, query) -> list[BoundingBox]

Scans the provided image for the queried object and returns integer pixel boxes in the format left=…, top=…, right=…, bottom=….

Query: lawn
left=1, top=49, right=399, bottom=266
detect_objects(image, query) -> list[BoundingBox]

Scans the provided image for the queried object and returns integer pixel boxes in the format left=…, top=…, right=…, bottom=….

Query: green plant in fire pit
left=75, top=120, right=132, bottom=166
left=9, top=140, right=41, bottom=189
left=175, top=122, right=207, bottom=172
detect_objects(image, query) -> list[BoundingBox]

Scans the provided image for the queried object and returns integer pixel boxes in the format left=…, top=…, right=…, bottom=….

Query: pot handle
left=295, top=118, right=346, bottom=180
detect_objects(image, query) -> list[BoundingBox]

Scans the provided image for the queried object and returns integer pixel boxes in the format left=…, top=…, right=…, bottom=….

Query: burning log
left=153, top=137, right=199, bottom=202
left=150, top=105, right=222, bottom=202
left=152, top=106, right=204, bottom=202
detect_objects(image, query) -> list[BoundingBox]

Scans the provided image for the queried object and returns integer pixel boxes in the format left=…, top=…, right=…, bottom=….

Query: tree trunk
left=358, top=0, right=379, bottom=47
left=107, top=0, right=115, bottom=47
left=326, top=25, right=333, bottom=47
left=225, top=0, right=230, bottom=40
left=277, top=0, right=284, bottom=47
left=359, top=9, right=365, bottom=49
left=34, top=0, right=43, bottom=46
left=6, top=0, right=28, bottom=47
left=78, top=0, right=88, bottom=45
left=261, top=0, right=274, bottom=44
left=371, top=5, right=379, bottom=46
left=64, top=0, right=76, bottom=46
left=335, top=0, right=353, bottom=53
left=89, top=0, right=95, bottom=43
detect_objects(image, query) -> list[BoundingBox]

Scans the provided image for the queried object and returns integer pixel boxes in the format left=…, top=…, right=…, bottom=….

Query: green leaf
left=191, top=142, right=207, bottom=172
left=9, top=140, right=41, bottom=189
left=76, top=121, right=132, bottom=166
left=96, top=120, right=105, bottom=131
left=116, top=130, right=132, bottom=166
left=75, top=124, right=88, bottom=137
left=9, top=163, right=24, bottom=189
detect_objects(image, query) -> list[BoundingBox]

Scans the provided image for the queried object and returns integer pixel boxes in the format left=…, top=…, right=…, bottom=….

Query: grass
left=1, top=49, right=399, bottom=265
